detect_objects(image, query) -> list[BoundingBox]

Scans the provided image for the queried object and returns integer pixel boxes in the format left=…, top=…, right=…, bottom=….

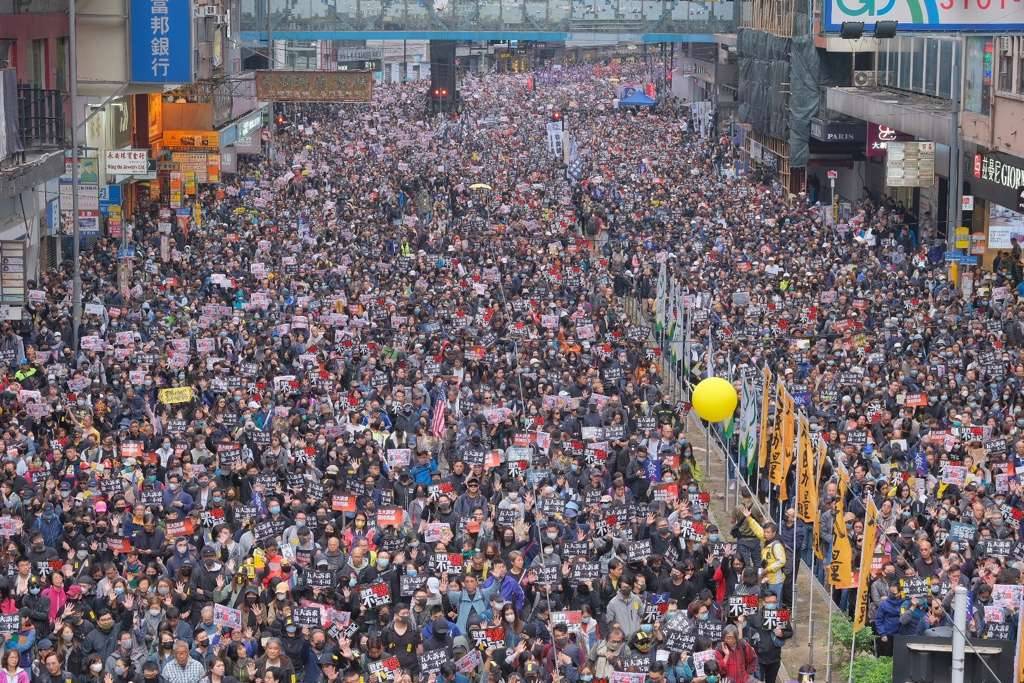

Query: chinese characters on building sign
left=104, top=150, right=149, bottom=175
left=130, top=0, right=192, bottom=84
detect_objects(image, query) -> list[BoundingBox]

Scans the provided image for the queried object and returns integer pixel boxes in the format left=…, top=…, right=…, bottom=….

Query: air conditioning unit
left=194, top=5, right=218, bottom=17
left=853, top=70, right=877, bottom=87
left=1000, top=36, right=1013, bottom=54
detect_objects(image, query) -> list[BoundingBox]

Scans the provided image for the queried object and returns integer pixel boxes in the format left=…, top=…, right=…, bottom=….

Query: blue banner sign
left=130, top=0, right=193, bottom=83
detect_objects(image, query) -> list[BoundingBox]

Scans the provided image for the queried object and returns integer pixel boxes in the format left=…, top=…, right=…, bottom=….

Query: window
left=998, top=38, right=1013, bottom=91
left=924, top=38, right=938, bottom=95
left=911, top=37, right=924, bottom=91
left=964, top=36, right=992, bottom=114
left=897, top=36, right=912, bottom=89
left=55, top=38, right=68, bottom=93
left=31, top=39, right=46, bottom=89
left=994, top=36, right=1024, bottom=97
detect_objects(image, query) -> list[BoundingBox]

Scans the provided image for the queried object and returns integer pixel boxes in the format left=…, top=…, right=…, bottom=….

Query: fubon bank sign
left=824, top=0, right=1024, bottom=31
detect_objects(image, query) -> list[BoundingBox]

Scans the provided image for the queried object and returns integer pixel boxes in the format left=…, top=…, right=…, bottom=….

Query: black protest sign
left=366, top=657, right=401, bottom=682
left=140, top=489, right=162, bottom=506
left=663, top=627, right=695, bottom=652
left=419, top=648, right=448, bottom=674
left=534, top=563, right=560, bottom=586
left=359, top=582, right=392, bottom=609
left=902, top=576, right=929, bottom=600
left=292, top=607, right=322, bottom=627
left=619, top=655, right=651, bottom=672
left=570, top=561, right=600, bottom=582
left=727, top=594, right=760, bottom=618
left=0, top=614, right=19, bottom=633
left=400, top=575, right=426, bottom=597
left=497, top=508, right=518, bottom=526
left=625, top=540, right=652, bottom=563
left=561, top=541, right=589, bottom=558
left=430, top=553, right=464, bottom=576
left=306, top=570, right=334, bottom=588
left=539, top=497, right=566, bottom=516
left=253, top=520, right=280, bottom=543
left=217, top=442, right=242, bottom=467
left=463, top=448, right=486, bottom=466
left=469, top=626, right=505, bottom=651
left=761, top=607, right=791, bottom=630
left=710, top=541, right=738, bottom=559
left=980, top=538, right=1013, bottom=558
left=696, top=619, right=724, bottom=642
left=984, top=621, right=1011, bottom=640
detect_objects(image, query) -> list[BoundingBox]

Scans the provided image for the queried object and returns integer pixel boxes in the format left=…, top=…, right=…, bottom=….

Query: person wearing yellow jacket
left=742, top=507, right=788, bottom=603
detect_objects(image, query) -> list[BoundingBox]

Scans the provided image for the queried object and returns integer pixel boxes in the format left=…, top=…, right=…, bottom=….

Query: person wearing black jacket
left=38, top=651, right=73, bottom=683
left=744, top=590, right=793, bottom=683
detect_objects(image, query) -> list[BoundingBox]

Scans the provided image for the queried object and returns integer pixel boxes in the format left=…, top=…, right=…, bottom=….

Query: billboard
left=886, top=141, right=935, bottom=188
left=255, top=71, right=373, bottom=102
left=824, top=0, right=1024, bottom=31
left=130, top=0, right=193, bottom=83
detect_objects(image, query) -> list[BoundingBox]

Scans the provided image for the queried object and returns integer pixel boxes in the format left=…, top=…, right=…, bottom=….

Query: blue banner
left=130, top=0, right=192, bottom=83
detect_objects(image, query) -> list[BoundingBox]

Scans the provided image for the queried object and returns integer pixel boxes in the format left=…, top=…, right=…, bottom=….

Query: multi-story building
left=721, top=0, right=1022, bottom=262
left=1, top=0, right=265, bottom=288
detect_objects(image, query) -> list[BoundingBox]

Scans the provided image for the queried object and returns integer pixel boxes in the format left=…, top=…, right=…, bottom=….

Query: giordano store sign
left=971, top=151, right=1024, bottom=212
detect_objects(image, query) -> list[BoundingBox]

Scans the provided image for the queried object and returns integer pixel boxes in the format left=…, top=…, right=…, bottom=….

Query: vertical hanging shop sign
left=130, top=0, right=193, bottom=84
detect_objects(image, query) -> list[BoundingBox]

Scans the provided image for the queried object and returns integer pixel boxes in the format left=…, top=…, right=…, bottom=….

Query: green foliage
left=842, top=655, right=893, bottom=683
left=830, top=612, right=875, bottom=653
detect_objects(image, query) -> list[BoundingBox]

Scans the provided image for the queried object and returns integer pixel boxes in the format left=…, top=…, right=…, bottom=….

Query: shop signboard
left=129, top=0, right=192, bottom=83
left=971, top=151, right=1024, bottom=213
left=824, top=0, right=1024, bottom=32
left=810, top=118, right=864, bottom=143
left=105, top=149, right=149, bottom=175
left=866, top=123, right=912, bottom=160
left=255, top=71, right=373, bottom=102
left=987, top=204, right=1024, bottom=251
left=162, top=131, right=219, bottom=150
left=886, top=141, right=935, bottom=188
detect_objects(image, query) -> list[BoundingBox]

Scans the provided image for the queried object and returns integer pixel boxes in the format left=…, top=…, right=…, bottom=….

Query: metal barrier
left=622, top=290, right=838, bottom=674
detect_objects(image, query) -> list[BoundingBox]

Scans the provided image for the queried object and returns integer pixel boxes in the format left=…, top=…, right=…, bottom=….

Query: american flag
left=431, top=396, right=447, bottom=438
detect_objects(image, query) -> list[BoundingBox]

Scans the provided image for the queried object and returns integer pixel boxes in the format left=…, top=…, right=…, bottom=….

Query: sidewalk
left=625, top=295, right=836, bottom=682
left=679, top=407, right=835, bottom=682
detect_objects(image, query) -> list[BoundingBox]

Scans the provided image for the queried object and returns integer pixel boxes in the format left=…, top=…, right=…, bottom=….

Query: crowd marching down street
left=0, top=61, right=1021, bottom=683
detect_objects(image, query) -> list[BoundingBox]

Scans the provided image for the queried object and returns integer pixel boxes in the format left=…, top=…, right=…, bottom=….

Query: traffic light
left=550, top=110, right=562, bottom=122
left=432, top=88, right=449, bottom=99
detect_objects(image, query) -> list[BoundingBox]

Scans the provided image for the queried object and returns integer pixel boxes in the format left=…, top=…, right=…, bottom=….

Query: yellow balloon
left=691, top=377, right=738, bottom=422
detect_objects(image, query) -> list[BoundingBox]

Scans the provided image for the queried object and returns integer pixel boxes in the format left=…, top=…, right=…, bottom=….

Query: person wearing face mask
left=104, top=632, right=143, bottom=680
left=192, top=546, right=226, bottom=604
left=745, top=590, right=793, bottom=683
left=82, top=609, right=133, bottom=664
left=22, top=576, right=52, bottom=637
left=80, top=654, right=106, bottom=683
left=162, top=475, right=194, bottom=517
left=381, top=614, right=421, bottom=672
left=605, top=578, right=642, bottom=640
left=166, top=540, right=197, bottom=579
left=587, top=625, right=627, bottom=679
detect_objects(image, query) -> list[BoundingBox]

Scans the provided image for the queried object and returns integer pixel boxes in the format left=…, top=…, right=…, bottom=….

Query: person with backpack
left=741, top=507, right=787, bottom=604
left=715, top=625, right=758, bottom=683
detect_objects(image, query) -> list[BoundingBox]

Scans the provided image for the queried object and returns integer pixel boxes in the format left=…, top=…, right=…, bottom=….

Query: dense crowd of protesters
left=0, top=56, right=1018, bottom=683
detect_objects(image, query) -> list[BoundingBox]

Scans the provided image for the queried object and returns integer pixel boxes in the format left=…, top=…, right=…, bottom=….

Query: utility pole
left=945, top=43, right=963, bottom=250
left=68, top=0, right=82, bottom=349
left=951, top=586, right=967, bottom=683
left=267, top=0, right=274, bottom=70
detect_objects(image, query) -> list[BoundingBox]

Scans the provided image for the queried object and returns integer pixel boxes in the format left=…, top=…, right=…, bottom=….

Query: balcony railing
left=17, top=86, right=65, bottom=151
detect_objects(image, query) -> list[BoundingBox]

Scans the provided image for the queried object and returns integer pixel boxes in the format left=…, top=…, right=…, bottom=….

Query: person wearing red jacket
left=714, top=624, right=758, bottom=683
